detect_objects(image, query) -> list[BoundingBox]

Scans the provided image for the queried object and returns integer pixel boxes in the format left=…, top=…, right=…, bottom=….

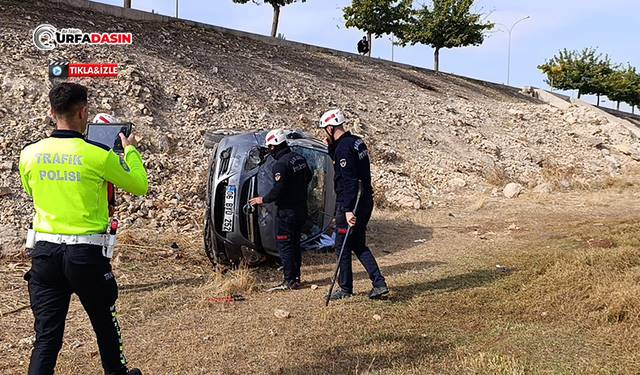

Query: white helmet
left=93, top=113, right=117, bottom=124
left=265, top=129, right=287, bottom=146
left=319, top=109, right=345, bottom=128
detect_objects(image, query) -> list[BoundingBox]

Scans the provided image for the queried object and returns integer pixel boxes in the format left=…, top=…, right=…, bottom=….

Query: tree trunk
left=617, top=101, right=620, bottom=110
left=367, top=32, right=371, bottom=57
left=270, top=5, right=280, bottom=37
left=596, top=94, right=600, bottom=106
left=434, top=48, right=440, bottom=72
left=124, top=0, right=131, bottom=8
left=577, top=89, right=581, bottom=99
left=632, top=106, right=635, bottom=114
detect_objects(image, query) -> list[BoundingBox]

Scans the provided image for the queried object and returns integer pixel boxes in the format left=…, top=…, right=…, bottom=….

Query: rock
left=604, top=155, right=620, bottom=169
left=212, top=98, right=222, bottom=110
left=0, top=161, right=12, bottom=170
left=385, top=190, right=422, bottom=209
left=274, top=309, right=290, bottom=319
left=448, top=178, right=466, bottom=189
left=0, top=187, right=11, bottom=196
left=310, top=284, right=318, bottom=290
left=614, top=144, right=631, bottom=155
left=532, top=183, right=552, bottom=194
left=564, top=113, right=577, bottom=125
left=373, top=314, right=382, bottom=321
left=585, top=238, right=613, bottom=249
left=157, top=135, right=171, bottom=153
left=503, top=183, right=523, bottom=198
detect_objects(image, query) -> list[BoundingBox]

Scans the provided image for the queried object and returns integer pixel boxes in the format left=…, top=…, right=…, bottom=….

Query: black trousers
left=25, top=241, right=127, bottom=375
left=275, top=206, right=308, bottom=284
left=334, top=200, right=386, bottom=293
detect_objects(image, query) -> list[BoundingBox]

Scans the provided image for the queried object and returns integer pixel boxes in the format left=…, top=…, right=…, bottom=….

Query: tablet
left=86, top=123, right=132, bottom=153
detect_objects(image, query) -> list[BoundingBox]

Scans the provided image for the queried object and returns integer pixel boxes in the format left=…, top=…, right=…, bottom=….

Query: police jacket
left=263, top=145, right=312, bottom=209
left=329, top=132, right=373, bottom=212
left=19, top=130, right=149, bottom=235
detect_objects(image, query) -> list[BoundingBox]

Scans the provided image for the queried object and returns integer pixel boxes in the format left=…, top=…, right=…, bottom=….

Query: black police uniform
left=263, top=145, right=312, bottom=285
left=329, top=132, right=386, bottom=293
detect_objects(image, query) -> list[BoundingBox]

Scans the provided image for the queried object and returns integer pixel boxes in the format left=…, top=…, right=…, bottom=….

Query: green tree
left=538, top=47, right=613, bottom=99
left=232, top=0, right=306, bottom=37
left=395, top=0, right=494, bottom=72
left=343, top=0, right=412, bottom=57
left=603, top=64, right=640, bottom=112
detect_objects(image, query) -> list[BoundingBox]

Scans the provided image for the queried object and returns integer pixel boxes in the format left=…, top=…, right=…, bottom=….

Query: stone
left=503, top=183, right=523, bottom=198
left=564, top=113, right=577, bottom=125
left=373, top=314, right=382, bottom=321
left=0, top=161, right=12, bottom=170
left=385, top=190, right=422, bottom=209
left=212, top=98, right=222, bottom=110
left=274, top=309, right=290, bottom=319
left=0, top=187, right=11, bottom=196
left=614, top=144, right=631, bottom=155
left=448, top=178, right=466, bottom=189
left=310, top=284, right=318, bottom=290
left=532, top=183, right=552, bottom=194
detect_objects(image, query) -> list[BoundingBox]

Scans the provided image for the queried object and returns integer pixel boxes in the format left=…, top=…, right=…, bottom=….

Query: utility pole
left=176, top=0, right=179, bottom=18
left=496, top=16, right=530, bottom=86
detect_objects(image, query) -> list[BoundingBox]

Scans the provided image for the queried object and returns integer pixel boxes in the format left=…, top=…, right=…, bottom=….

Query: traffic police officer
left=19, top=83, right=148, bottom=375
left=319, top=109, right=389, bottom=301
left=250, top=129, right=312, bottom=291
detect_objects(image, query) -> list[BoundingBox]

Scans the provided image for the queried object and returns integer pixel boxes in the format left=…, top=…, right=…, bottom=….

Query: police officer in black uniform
left=320, top=109, right=389, bottom=301
left=250, top=129, right=312, bottom=290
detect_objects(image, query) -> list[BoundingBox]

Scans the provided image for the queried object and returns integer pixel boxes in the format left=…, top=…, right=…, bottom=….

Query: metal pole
left=497, top=16, right=529, bottom=86
left=176, top=0, right=178, bottom=18
left=507, top=31, right=511, bottom=85
left=391, top=34, right=394, bottom=62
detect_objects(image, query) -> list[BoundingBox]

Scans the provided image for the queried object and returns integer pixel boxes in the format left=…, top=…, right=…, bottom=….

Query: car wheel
left=204, top=129, right=243, bottom=149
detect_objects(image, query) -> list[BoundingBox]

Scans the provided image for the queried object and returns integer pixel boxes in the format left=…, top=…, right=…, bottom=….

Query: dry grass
left=3, top=191, right=640, bottom=374
left=196, top=266, right=257, bottom=298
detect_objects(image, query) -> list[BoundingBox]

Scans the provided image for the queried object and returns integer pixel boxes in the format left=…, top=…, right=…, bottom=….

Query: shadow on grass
left=304, top=259, right=446, bottom=287
left=391, top=269, right=508, bottom=303
left=119, top=276, right=206, bottom=293
left=266, top=330, right=452, bottom=375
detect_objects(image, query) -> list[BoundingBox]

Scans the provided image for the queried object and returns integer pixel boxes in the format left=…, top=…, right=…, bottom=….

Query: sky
left=93, top=0, right=640, bottom=112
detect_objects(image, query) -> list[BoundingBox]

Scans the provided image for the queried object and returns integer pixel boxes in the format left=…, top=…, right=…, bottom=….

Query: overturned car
left=204, top=129, right=336, bottom=266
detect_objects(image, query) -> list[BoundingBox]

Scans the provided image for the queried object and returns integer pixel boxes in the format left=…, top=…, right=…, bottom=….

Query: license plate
left=222, top=186, right=235, bottom=232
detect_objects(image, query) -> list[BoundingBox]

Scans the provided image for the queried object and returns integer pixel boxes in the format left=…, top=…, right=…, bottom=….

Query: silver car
left=204, top=129, right=336, bottom=266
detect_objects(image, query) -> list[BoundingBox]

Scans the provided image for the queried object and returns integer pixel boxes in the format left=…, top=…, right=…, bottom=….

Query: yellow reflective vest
left=19, top=130, right=148, bottom=235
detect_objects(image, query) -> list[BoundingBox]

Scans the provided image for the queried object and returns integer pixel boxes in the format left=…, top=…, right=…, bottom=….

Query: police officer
left=249, top=129, right=312, bottom=291
left=320, top=109, right=389, bottom=301
left=19, top=83, right=148, bottom=375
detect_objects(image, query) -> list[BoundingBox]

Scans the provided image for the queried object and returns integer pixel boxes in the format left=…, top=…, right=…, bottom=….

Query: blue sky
left=94, top=0, right=640, bottom=112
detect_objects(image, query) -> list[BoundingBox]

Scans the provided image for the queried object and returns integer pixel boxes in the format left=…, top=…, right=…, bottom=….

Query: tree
left=604, top=65, right=640, bottom=112
left=538, top=47, right=613, bottom=99
left=343, top=0, right=412, bottom=57
left=395, top=0, right=494, bottom=72
left=124, top=0, right=131, bottom=8
left=232, top=0, right=306, bottom=38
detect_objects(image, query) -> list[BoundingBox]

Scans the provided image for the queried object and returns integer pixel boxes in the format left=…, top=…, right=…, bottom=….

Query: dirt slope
left=1, top=0, right=639, bottom=253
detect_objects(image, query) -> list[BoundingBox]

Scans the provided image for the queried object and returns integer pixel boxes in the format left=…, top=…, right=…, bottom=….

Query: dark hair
left=49, top=83, right=87, bottom=119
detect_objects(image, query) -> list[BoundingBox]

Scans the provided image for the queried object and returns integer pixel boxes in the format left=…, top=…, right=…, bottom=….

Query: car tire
left=204, top=129, right=243, bottom=149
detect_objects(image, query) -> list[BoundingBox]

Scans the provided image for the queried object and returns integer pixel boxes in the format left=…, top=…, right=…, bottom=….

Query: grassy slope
left=3, top=187, right=640, bottom=374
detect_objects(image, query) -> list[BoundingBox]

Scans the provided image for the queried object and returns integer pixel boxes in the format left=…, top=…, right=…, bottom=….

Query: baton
left=326, top=181, right=363, bottom=306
